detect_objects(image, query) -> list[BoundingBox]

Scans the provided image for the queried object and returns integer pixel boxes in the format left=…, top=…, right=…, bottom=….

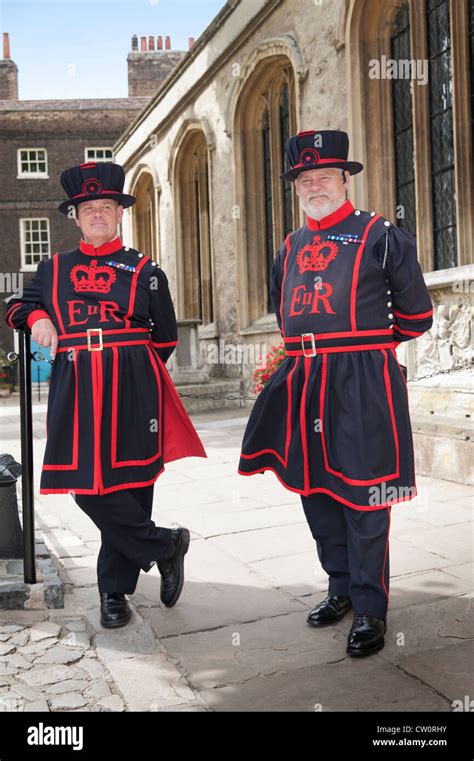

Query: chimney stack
left=188, top=37, right=195, bottom=50
left=3, top=33, right=11, bottom=59
left=127, top=34, right=187, bottom=97
left=0, top=33, right=18, bottom=99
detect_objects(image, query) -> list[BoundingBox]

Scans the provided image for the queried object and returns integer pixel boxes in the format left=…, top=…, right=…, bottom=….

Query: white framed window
left=85, top=147, right=114, bottom=162
left=20, top=218, right=51, bottom=271
left=17, top=148, right=48, bottom=178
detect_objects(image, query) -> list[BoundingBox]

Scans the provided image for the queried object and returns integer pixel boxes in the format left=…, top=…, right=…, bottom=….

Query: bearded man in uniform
left=239, top=130, right=433, bottom=657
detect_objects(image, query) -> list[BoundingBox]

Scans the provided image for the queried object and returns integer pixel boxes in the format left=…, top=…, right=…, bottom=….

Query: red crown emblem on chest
left=296, top=235, right=339, bottom=273
left=70, top=259, right=117, bottom=293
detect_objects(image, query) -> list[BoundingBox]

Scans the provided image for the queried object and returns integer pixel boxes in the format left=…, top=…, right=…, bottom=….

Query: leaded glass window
left=427, top=0, right=457, bottom=269
left=391, top=3, right=416, bottom=235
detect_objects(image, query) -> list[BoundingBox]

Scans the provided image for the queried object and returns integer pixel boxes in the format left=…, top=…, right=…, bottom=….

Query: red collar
left=79, top=236, right=123, bottom=256
left=306, top=199, right=355, bottom=231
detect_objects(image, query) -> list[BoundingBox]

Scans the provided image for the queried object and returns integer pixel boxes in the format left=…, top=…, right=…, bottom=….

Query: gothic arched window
left=175, top=130, right=213, bottom=325
left=236, top=60, right=296, bottom=326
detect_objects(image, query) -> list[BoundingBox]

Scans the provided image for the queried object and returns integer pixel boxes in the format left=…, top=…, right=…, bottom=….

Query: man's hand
left=31, top=318, right=58, bottom=359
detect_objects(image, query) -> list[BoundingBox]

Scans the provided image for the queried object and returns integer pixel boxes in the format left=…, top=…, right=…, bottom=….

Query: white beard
left=300, top=194, right=346, bottom=221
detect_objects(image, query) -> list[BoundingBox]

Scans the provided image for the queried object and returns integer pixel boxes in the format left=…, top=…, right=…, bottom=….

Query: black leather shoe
left=157, top=528, right=190, bottom=608
left=346, top=614, right=387, bottom=657
left=307, top=593, right=352, bottom=626
left=99, top=592, right=132, bottom=629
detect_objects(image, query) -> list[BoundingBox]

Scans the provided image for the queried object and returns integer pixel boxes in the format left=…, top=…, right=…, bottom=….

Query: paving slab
left=160, top=611, right=348, bottom=690
left=103, top=653, right=196, bottom=712
left=249, top=551, right=330, bottom=597
left=209, top=523, right=316, bottom=564
left=166, top=504, right=305, bottom=538
left=95, top=616, right=159, bottom=663
left=394, top=640, right=474, bottom=705
left=198, top=658, right=451, bottom=712
left=387, top=568, right=473, bottom=608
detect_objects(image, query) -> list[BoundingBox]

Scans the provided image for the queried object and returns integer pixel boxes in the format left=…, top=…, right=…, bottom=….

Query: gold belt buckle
left=301, top=333, right=316, bottom=357
left=87, top=328, right=103, bottom=351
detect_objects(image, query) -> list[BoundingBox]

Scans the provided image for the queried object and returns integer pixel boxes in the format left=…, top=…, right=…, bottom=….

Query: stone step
left=407, top=373, right=473, bottom=418
left=411, top=413, right=473, bottom=487
left=406, top=374, right=473, bottom=484
left=0, top=533, right=64, bottom=611
left=174, top=380, right=243, bottom=414
left=411, top=413, right=473, bottom=439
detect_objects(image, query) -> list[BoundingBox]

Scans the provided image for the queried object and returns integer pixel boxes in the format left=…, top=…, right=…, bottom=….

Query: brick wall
left=0, top=101, right=149, bottom=355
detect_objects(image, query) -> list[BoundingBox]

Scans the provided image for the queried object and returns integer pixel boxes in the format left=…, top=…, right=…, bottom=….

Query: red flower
left=253, top=341, right=285, bottom=394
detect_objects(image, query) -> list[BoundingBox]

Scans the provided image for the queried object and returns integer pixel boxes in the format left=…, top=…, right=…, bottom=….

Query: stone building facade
left=115, top=0, right=473, bottom=484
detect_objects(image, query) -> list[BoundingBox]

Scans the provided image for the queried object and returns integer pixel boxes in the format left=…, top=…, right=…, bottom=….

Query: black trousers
left=301, top=492, right=391, bottom=620
left=73, top=485, right=174, bottom=595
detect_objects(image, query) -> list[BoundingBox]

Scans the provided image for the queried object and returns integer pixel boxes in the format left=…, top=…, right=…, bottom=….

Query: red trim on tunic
left=300, top=357, right=311, bottom=493
left=52, top=254, right=66, bottom=334
left=382, top=348, right=400, bottom=473
left=279, top=234, right=292, bottom=337
left=306, top=200, right=355, bottom=231
left=381, top=507, right=391, bottom=602
left=319, top=349, right=399, bottom=485
left=237, top=467, right=417, bottom=510
left=41, top=345, right=206, bottom=493
left=56, top=339, right=151, bottom=353
left=57, top=327, right=150, bottom=339
left=150, top=346, right=206, bottom=464
left=285, top=342, right=395, bottom=356
left=110, top=345, right=163, bottom=468
left=283, top=329, right=393, bottom=341
left=79, top=236, right=123, bottom=257
left=43, top=352, right=79, bottom=471
left=98, top=351, right=105, bottom=492
left=394, top=327, right=424, bottom=336
left=27, top=310, right=51, bottom=329
left=393, top=308, right=433, bottom=320
left=39, top=247, right=205, bottom=494
left=124, top=254, right=149, bottom=328
left=151, top=340, right=178, bottom=348
left=90, top=351, right=101, bottom=491
left=6, top=303, right=22, bottom=328
left=39, top=471, right=166, bottom=495
left=350, top=214, right=381, bottom=331
left=240, top=356, right=299, bottom=467
left=392, top=346, right=417, bottom=500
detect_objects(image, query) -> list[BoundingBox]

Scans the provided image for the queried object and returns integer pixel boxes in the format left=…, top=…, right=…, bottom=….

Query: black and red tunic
left=5, top=235, right=206, bottom=495
left=238, top=200, right=433, bottom=510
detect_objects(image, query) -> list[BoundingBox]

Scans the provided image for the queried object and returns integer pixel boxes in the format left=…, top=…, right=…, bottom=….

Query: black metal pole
left=18, top=330, right=36, bottom=584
